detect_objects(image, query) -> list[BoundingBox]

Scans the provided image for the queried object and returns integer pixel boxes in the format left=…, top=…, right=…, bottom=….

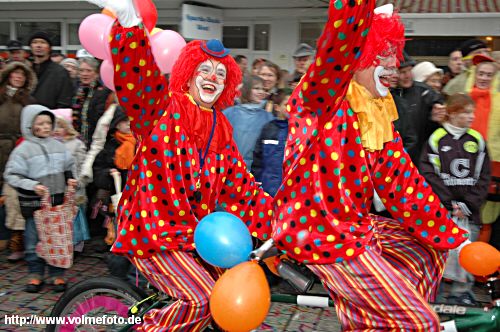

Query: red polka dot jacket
left=108, top=25, right=273, bottom=258
left=272, top=0, right=469, bottom=264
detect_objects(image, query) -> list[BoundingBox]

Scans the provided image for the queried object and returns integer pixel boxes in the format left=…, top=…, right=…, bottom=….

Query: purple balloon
left=79, top=14, right=114, bottom=60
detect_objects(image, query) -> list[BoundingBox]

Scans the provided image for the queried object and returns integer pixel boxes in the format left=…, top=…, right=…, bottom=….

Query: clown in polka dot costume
left=273, top=0, right=468, bottom=265
left=104, top=30, right=274, bottom=259
left=271, top=1, right=469, bottom=330
left=91, top=0, right=274, bottom=328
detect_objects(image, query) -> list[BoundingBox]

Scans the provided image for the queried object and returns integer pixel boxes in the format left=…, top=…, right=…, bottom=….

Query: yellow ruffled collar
left=346, top=81, right=398, bottom=152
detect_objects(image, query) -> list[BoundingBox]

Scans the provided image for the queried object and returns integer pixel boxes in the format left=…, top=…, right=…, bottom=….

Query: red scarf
left=469, top=86, right=491, bottom=139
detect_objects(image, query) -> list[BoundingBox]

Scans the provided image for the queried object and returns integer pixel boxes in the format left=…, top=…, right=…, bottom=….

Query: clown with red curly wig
left=271, top=1, right=469, bottom=331
left=86, top=0, right=274, bottom=330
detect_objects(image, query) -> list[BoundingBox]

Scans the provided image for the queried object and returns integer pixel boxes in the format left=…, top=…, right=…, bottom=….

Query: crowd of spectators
left=0, top=32, right=498, bottom=304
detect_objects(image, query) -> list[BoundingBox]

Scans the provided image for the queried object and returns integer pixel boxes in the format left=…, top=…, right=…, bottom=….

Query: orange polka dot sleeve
left=110, top=23, right=169, bottom=140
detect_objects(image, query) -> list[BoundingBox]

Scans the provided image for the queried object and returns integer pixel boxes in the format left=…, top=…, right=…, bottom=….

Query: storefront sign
left=181, top=4, right=223, bottom=40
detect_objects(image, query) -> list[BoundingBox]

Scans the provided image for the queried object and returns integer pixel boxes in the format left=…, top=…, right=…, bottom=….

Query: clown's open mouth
left=378, top=71, right=392, bottom=88
left=202, top=83, right=217, bottom=93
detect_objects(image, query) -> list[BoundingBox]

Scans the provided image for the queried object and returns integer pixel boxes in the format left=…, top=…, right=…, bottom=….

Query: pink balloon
left=149, top=30, right=186, bottom=74
left=100, top=60, right=115, bottom=91
left=79, top=14, right=114, bottom=60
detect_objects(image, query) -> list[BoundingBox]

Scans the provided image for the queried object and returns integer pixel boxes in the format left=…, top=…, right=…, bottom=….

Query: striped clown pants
left=308, top=216, right=447, bottom=332
left=130, top=250, right=224, bottom=332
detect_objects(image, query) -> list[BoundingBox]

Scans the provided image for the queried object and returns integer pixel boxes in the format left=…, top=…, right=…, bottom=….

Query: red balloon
left=459, top=241, right=500, bottom=276
left=134, top=0, right=157, bottom=32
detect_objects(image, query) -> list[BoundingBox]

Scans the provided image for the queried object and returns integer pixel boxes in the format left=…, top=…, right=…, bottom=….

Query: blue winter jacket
left=222, top=103, right=274, bottom=169
left=251, top=119, right=288, bottom=196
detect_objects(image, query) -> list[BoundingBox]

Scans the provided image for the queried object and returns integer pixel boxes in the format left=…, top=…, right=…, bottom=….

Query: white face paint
left=354, top=53, right=397, bottom=98
left=374, top=66, right=390, bottom=97
left=189, top=59, right=226, bottom=108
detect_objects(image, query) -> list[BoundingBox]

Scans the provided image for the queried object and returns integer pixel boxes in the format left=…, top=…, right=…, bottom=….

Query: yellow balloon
left=150, top=27, right=163, bottom=36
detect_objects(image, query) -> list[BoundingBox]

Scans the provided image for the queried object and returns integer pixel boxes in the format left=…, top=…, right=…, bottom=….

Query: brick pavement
left=0, top=236, right=491, bottom=332
left=0, top=237, right=340, bottom=332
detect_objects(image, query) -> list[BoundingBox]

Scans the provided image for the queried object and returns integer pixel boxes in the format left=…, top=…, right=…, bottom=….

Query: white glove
left=87, top=0, right=141, bottom=27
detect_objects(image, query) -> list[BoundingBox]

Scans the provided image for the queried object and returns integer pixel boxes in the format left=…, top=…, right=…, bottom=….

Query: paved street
left=0, top=236, right=341, bottom=332
left=0, top=236, right=490, bottom=332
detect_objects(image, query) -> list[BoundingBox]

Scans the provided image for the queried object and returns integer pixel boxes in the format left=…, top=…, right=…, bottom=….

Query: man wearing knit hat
left=29, top=31, right=73, bottom=109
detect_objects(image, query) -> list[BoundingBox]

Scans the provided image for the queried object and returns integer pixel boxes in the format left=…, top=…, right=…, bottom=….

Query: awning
left=377, top=0, right=500, bottom=13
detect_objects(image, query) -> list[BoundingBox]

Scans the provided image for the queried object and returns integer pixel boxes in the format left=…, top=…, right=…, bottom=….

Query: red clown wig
left=357, top=11, right=406, bottom=70
left=169, top=40, right=242, bottom=110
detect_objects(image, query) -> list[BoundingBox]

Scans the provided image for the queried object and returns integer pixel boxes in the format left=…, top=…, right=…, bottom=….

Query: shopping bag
left=110, top=171, right=122, bottom=216
left=73, top=205, right=91, bottom=243
left=105, top=171, right=122, bottom=245
left=34, top=188, right=77, bottom=268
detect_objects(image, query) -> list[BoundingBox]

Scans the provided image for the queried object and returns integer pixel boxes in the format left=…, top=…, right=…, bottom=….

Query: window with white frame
left=254, top=24, right=270, bottom=51
left=68, top=23, right=80, bottom=46
left=0, top=22, right=10, bottom=46
left=16, top=22, right=61, bottom=46
left=299, top=22, right=325, bottom=49
left=223, top=26, right=249, bottom=49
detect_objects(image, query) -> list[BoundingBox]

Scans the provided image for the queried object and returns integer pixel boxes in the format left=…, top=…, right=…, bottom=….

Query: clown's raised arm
left=87, top=0, right=166, bottom=141
left=284, top=0, right=379, bottom=173
left=291, top=1, right=374, bottom=120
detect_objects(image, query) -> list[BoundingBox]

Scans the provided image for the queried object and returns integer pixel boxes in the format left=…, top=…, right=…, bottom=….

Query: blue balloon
left=194, top=212, right=253, bottom=268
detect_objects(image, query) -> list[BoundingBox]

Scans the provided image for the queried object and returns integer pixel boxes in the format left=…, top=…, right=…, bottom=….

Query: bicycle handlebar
left=249, top=239, right=275, bottom=261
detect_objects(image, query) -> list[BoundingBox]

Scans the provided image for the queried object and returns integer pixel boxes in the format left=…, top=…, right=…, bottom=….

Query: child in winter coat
left=223, top=75, right=274, bottom=169
left=4, top=104, right=77, bottom=293
left=252, top=88, right=291, bottom=196
left=92, top=107, right=135, bottom=243
left=52, top=108, right=89, bottom=252
left=420, top=93, right=491, bottom=305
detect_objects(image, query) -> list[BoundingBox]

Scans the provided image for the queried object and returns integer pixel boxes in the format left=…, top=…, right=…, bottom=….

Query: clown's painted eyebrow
left=216, top=63, right=227, bottom=78
left=198, top=62, right=213, bottom=73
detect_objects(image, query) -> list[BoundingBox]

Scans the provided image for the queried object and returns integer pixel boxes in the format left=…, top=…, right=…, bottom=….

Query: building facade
left=0, top=0, right=499, bottom=71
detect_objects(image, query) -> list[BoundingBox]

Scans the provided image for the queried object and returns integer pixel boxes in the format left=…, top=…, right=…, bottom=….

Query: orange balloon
left=459, top=241, right=500, bottom=276
left=263, top=254, right=289, bottom=277
left=263, top=256, right=280, bottom=276
left=210, top=261, right=270, bottom=332
left=101, top=8, right=116, bottom=19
